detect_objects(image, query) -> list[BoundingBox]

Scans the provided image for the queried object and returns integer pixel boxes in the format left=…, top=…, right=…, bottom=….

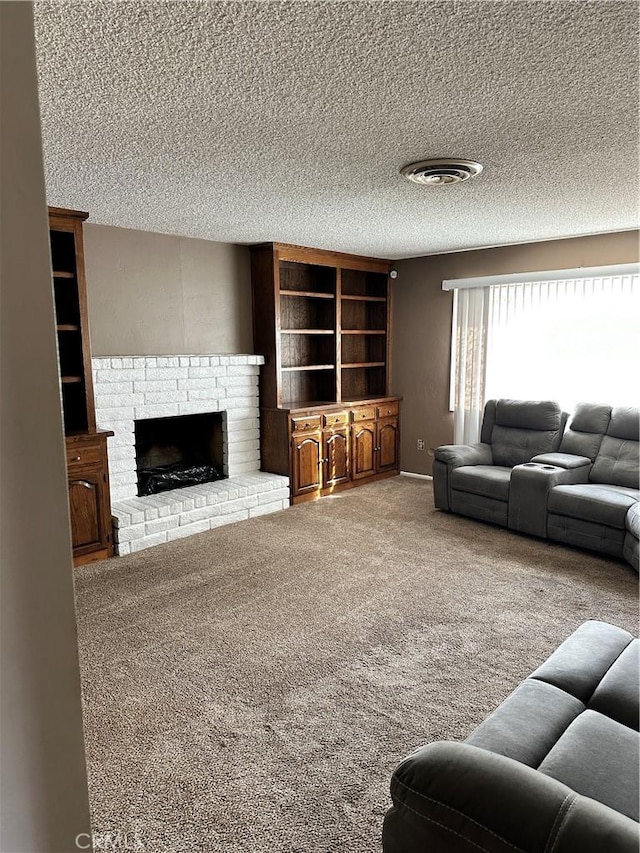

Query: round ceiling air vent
left=400, top=158, right=483, bottom=186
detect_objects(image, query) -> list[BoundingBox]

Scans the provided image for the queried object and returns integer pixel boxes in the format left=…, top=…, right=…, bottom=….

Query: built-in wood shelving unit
left=48, top=207, right=114, bottom=566
left=250, top=242, right=400, bottom=505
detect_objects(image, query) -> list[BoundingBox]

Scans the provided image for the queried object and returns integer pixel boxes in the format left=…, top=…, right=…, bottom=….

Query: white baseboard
left=400, top=471, right=433, bottom=480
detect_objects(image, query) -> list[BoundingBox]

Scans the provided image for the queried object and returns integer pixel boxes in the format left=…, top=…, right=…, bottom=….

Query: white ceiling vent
left=401, top=159, right=483, bottom=186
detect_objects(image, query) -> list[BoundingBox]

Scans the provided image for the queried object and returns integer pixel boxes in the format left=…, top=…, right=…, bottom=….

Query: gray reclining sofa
left=383, top=620, right=639, bottom=853
left=434, top=400, right=639, bottom=570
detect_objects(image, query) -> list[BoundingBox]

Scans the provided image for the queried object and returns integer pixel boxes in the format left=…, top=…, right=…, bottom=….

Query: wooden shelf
left=57, top=324, right=80, bottom=332
left=341, top=294, right=386, bottom=302
left=342, top=362, right=385, bottom=369
left=281, top=364, right=335, bottom=372
left=61, top=375, right=83, bottom=384
left=280, top=290, right=334, bottom=299
left=341, top=330, right=386, bottom=335
left=52, top=270, right=75, bottom=279
left=281, top=329, right=334, bottom=335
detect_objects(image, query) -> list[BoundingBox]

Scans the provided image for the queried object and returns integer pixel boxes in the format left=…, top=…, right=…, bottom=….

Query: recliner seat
left=383, top=621, right=640, bottom=853
left=435, top=399, right=567, bottom=527
left=433, top=400, right=639, bottom=570
left=546, top=407, right=639, bottom=562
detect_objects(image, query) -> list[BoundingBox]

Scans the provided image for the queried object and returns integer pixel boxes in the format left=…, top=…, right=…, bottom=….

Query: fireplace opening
left=134, top=412, right=226, bottom=497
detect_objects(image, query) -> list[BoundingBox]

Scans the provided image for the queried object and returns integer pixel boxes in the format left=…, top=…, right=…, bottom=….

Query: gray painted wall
left=83, top=223, right=253, bottom=356
left=0, top=4, right=92, bottom=850
left=392, top=230, right=640, bottom=476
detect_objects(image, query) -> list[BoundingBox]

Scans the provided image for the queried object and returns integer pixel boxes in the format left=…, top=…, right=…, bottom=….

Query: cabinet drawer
left=351, top=406, right=376, bottom=422
left=323, top=411, right=349, bottom=428
left=66, top=442, right=102, bottom=468
left=291, top=415, right=322, bottom=433
left=376, top=401, right=399, bottom=419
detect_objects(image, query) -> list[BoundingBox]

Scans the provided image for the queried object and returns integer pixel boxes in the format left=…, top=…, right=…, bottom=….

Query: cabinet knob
left=72, top=455, right=81, bottom=462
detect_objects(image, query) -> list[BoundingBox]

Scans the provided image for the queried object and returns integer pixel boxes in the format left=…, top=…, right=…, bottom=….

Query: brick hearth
left=92, top=355, right=289, bottom=554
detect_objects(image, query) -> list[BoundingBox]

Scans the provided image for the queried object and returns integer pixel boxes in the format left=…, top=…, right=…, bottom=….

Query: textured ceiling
left=34, top=1, right=639, bottom=259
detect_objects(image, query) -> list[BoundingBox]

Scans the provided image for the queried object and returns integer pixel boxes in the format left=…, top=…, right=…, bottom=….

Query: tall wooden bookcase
left=48, top=207, right=114, bottom=565
left=250, top=243, right=400, bottom=504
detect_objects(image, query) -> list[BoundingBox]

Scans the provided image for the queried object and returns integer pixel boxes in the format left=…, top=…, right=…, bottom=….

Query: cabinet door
left=377, top=417, right=399, bottom=472
left=323, top=429, right=350, bottom=488
left=351, top=422, right=376, bottom=480
left=68, top=470, right=108, bottom=556
left=291, top=432, right=322, bottom=497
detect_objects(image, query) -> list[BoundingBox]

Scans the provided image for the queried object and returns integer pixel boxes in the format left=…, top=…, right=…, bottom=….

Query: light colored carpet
left=74, top=476, right=638, bottom=853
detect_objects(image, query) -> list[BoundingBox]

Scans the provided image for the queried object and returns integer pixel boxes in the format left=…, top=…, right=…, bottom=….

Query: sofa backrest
left=559, top=402, right=612, bottom=461
left=482, top=399, right=567, bottom=467
left=590, top=407, right=639, bottom=488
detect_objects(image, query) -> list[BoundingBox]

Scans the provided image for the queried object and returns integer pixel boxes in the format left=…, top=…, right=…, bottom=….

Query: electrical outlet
left=417, top=438, right=425, bottom=450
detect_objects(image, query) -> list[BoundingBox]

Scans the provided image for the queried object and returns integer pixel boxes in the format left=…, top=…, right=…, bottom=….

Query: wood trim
left=73, top=215, right=97, bottom=430
left=335, top=267, right=342, bottom=401
left=284, top=395, right=401, bottom=415
left=47, top=206, right=89, bottom=221
left=386, top=276, right=393, bottom=395
left=74, top=547, right=110, bottom=566
left=252, top=242, right=392, bottom=274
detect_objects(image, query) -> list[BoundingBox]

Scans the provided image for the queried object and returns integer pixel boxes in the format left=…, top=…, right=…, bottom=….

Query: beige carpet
left=74, top=476, right=638, bottom=853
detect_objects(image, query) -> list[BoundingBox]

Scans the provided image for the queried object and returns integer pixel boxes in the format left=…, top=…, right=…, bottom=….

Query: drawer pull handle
left=72, top=455, right=81, bottom=462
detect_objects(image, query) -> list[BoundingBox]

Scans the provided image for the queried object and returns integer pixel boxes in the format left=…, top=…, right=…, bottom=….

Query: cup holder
left=543, top=465, right=555, bottom=470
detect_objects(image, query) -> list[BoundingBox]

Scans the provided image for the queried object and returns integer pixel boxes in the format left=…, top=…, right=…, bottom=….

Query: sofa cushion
left=627, top=502, right=640, bottom=536
left=491, top=426, right=563, bottom=468
left=590, top=406, right=639, bottom=488
left=488, top=400, right=565, bottom=468
left=538, top=710, right=639, bottom=822
left=529, top=620, right=635, bottom=704
left=591, top=435, right=639, bottom=488
left=608, top=407, right=640, bottom=441
left=560, top=402, right=611, bottom=461
left=588, top=641, right=639, bottom=731
left=450, top=465, right=511, bottom=500
left=466, top=679, right=584, bottom=767
left=548, top=484, right=640, bottom=529
left=495, top=399, right=563, bottom=431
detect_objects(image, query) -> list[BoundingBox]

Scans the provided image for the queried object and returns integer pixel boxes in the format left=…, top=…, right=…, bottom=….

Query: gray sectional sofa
left=433, top=400, right=639, bottom=570
left=383, top=620, right=639, bottom=852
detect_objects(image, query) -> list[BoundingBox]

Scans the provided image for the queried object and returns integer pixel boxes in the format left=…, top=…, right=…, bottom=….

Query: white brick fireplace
left=92, top=355, right=289, bottom=555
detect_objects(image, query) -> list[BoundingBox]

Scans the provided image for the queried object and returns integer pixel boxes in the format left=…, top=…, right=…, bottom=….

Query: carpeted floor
left=74, top=476, right=638, bottom=853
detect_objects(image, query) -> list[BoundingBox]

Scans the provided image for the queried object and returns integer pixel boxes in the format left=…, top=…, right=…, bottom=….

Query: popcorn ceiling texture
left=34, top=1, right=639, bottom=259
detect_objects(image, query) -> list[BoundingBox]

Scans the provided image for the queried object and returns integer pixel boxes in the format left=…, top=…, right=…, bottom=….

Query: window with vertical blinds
left=484, top=273, right=639, bottom=411
left=447, top=266, right=639, bottom=444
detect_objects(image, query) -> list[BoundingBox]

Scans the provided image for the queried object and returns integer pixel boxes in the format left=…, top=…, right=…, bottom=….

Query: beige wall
left=83, top=224, right=253, bottom=356
left=392, top=230, right=640, bottom=476
left=0, top=4, right=92, bottom=851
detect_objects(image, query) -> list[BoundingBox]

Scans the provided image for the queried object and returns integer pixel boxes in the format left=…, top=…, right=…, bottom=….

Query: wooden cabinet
left=377, top=418, right=400, bottom=472
left=67, top=434, right=113, bottom=562
left=251, top=242, right=400, bottom=504
left=351, top=414, right=399, bottom=480
left=290, top=412, right=352, bottom=499
left=291, top=430, right=323, bottom=498
left=48, top=208, right=114, bottom=565
left=323, top=428, right=350, bottom=488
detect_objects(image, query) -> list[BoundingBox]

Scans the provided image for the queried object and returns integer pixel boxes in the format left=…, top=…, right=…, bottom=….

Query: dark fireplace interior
left=134, top=412, right=225, bottom=497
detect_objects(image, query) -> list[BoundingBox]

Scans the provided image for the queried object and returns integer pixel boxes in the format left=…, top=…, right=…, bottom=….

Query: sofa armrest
left=508, top=462, right=590, bottom=537
left=531, top=452, right=592, bottom=469
left=433, top=444, right=493, bottom=511
left=434, top=443, right=493, bottom=467
left=383, top=741, right=638, bottom=853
